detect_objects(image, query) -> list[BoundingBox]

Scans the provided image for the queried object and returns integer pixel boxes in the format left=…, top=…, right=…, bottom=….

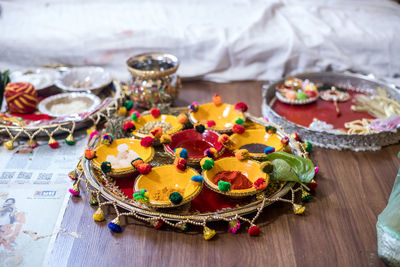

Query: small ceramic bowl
left=10, top=68, right=60, bottom=91
left=55, top=67, right=111, bottom=92
left=131, top=114, right=184, bottom=139
left=188, top=103, right=245, bottom=133
left=164, top=129, right=224, bottom=164
left=203, top=157, right=268, bottom=197
left=134, top=165, right=203, bottom=208
left=92, top=138, right=155, bottom=178
left=38, top=92, right=101, bottom=118
left=230, top=129, right=285, bottom=160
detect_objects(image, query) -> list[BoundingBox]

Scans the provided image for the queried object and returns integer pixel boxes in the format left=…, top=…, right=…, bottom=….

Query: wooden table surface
left=49, top=81, right=399, bottom=267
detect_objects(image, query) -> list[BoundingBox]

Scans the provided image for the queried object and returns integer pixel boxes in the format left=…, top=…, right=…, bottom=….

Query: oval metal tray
left=262, top=72, right=400, bottom=151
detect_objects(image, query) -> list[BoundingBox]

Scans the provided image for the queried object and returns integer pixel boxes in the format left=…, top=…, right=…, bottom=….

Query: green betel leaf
left=270, top=158, right=300, bottom=182
left=265, top=151, right=315, bottom=183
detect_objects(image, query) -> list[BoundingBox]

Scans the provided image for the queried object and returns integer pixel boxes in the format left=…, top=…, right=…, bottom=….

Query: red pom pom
left=248, top=225, right=260, bottom=236
left=123, top=121, right=135, bottom=132
left=140, top=136, right=154, bottom=147
left=253, top=178, right=268, bottom=190
left=48, top=138, right=59, bottom=149
left=137, top=163, right=152, bottom=174
left=232, top=124, right=245, bottom=134
left=234, top=102, right=248, bottom=113
left=207, top=120, right=216, bottom=127
left=176, top=158, right=187, bottom=171
left=150, top=108, right=161, bottom=118
left=308, top=180, right=318, bottom=190
left=153, top=219, right=164, bottom=230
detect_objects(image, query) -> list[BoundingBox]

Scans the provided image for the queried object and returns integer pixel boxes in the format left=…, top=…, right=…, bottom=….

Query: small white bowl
left=10, top=68, right=60, bottom=91
left=55, top=67, right=111, bottom=92
left=38, top=92, right=101, bottom=118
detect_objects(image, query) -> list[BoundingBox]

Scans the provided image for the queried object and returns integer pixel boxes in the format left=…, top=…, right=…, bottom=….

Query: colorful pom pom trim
left=189, top=102, right=199, bottom=112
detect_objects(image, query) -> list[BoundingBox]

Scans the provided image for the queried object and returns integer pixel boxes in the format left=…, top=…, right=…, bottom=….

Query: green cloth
left=376, top=153, right=400, bottom=266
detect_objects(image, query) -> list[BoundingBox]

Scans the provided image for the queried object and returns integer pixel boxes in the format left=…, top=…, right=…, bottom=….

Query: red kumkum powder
left=213, top=171, right=253, bottom=190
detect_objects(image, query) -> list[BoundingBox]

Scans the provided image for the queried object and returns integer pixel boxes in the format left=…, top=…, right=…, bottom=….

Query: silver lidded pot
left=126, top=52, right=181, bottom=109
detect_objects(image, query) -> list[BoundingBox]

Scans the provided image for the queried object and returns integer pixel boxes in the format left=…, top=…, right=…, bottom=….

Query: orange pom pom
left=212, top=94, right=222, bottom=106
left=4, top=82, right=38, bottom=114
left=137, top=163, right=152, bottom=174
left=150, top=127, right=163, bottom=138
left=177, top=113, right=188, bottom=124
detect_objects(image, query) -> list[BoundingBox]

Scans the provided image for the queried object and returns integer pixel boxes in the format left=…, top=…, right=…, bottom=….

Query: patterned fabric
left=4, top=82, right=38, bottom=114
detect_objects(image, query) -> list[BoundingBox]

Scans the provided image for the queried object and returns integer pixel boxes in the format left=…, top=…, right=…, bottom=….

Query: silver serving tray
left=262, top=72, right=400, bottom=151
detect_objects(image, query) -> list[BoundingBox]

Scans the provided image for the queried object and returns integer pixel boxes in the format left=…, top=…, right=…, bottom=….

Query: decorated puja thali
left=70, top=96, right=318, bottom=239
left=263, top=72, right=400, bottom=151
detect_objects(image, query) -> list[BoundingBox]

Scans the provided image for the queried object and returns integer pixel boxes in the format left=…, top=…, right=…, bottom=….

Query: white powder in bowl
left=49, top=100, right=90, bottom=115
left=106, top=147, right=140, bottom=169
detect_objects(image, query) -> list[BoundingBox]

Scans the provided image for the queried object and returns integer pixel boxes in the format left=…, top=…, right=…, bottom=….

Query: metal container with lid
left=126, top=52, right=181, bottom=109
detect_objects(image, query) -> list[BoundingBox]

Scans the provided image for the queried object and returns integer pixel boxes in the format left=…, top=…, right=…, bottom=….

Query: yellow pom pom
left=293, top=204, right=306, bottom=215
left=160, top=134, right=172, bottom=144
left=117, top=106, right=127, bottom=116
left=4, top=140, right=14, bottom=150
left=86, top=126, right=96, bottom=135
left=203, top=226, right=216, bottom=240
left=93, top=207, right=105, bottom=222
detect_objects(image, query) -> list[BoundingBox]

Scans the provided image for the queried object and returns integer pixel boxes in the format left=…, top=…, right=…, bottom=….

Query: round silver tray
left=80, top=115, right=304, bottom=223
left=0, top=80, right=123, bottom=139
left=262, top=72, right=400, bottom=151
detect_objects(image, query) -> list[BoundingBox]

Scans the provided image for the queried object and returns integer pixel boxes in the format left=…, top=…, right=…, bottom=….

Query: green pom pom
left=195, top=124, right=206, bottom=133
left=201, top=158, right=214, bottom=170
left=218, top=181, right=231, bottom=192
left=169, top=192, right=183, bottom=205
left=305, top=141, right=312, bottom=152
left=123, top=100, right=133, bottom=111
left=101, top=161, right=112, bottom=173
left=235, top=118, right=245, bottom=126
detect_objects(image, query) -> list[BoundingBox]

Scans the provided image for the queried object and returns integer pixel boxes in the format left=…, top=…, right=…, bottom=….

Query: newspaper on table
left=0, top=133, right=87, bottom=267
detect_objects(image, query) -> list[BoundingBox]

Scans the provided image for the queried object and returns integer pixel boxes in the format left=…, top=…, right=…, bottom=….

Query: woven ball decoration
left=4, top=82, right=39, bottom=114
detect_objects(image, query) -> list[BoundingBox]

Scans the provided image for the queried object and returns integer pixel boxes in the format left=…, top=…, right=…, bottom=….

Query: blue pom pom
left=191, top=175, right=203, bottom=183
left=108, top=220, right=122, bottom=233
left=174, top=148, right=188, bottom=159
left=264, top=146, right=275, bottom=155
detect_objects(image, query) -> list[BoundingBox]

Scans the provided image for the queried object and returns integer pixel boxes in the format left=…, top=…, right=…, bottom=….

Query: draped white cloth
left=1, top=0, right=400, bottom=83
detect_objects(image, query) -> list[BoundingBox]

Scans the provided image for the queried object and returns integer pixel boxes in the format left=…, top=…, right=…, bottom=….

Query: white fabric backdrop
left=0, top=0, right=400, bottom=83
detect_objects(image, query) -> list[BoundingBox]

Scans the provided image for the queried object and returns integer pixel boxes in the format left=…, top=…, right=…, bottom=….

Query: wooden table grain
left=49, top=81, right=398, bottom=267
